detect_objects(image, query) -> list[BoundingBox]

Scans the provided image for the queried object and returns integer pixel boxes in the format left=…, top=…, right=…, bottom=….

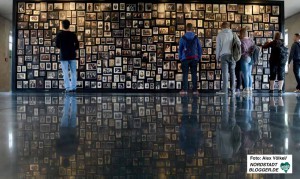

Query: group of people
left=179, top=22, right=300, bottom=95
left=56, top=19, right=300, bottom=94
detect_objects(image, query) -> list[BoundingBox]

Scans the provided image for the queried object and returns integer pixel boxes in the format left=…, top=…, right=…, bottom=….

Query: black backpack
left=251, top=45, right=261, bottom=65
left=275, top=42, right=289, bottom=65
left=182, top=35, right=199, bottom=60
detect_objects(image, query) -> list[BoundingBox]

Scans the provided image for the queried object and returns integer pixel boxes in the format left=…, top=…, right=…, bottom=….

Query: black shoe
left=269, top=90, right=274, bottom=93
left=278, top=90, right=284, bottom=94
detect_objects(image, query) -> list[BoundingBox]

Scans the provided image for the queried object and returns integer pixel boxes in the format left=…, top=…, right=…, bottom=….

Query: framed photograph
left=227, top=4, right=237, bottom=11
left=245, top=5, right=253, bottom=15
left=272, top=6, right=280, bottom=15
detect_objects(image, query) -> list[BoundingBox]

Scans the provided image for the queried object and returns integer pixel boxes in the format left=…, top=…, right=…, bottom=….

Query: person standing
left=56, top=20, right=79, bottom=93
left=240, top=28, right=255, bottom=94
left=288, top=33, right=300, bottom=92
left=262, top=32, right=286, bottom=93
left=216, top=22, right=241, bottom=94
left=179, top=23, right=202, bottom=95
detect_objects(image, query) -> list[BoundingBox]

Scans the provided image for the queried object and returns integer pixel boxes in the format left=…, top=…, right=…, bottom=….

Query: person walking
left=56, top=20, right=79, bottom=93
left=288, top=33, right=300, bottom=92
left=216, top=22, right=241, bottom=94
left=239, top=28, right=255, bottom=94
left=262, top=32, right=286, bottom=93
left=179, top=23, right=202, bottom=95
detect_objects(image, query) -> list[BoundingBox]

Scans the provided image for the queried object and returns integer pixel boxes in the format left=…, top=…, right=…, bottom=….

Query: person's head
left=294, top=33, right=300, bottom=42
left=62, top=20, right=70, bottom=30
left=274, top=31, right=281, bottom=40
left=221, top=22, right=230, bottom=29
left=240, top=28, right=248, bottom=39
left=186, top=23, right=193, bottom=32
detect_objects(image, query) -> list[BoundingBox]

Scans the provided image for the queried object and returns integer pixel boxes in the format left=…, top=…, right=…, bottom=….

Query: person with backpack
left=56, top=20, right=80, bottom=93
left=239, top=28, right=255, bottom=94
left=216, top=22, right=241, bottom=95
left=179, top=23, right=202, bottom=95
left=288, top=33, right=300, bottom=92
left=262, top=32, right=288, bottom=94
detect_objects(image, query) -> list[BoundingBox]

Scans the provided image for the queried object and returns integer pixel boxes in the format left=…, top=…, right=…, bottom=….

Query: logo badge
left=280, top=162, right=291, bottom=173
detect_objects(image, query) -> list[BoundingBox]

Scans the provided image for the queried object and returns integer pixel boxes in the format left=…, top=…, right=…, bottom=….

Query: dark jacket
left=179, top=32, right=202, bottom=61
left=289, top=42, right=300, bottom=64
left=56, top=31, right=79, bottom=60
left=262, top=39, right=284, bottom=65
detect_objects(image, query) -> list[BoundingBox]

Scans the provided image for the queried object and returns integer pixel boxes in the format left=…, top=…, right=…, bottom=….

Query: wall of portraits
left=13, top=1, right=284, bottom=91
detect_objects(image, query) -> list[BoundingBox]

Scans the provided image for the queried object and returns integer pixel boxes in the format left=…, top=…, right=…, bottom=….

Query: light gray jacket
left=216, top=29, right=235, bottom=61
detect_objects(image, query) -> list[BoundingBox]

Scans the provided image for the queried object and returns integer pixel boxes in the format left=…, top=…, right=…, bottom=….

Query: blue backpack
left=182, top=35, right=199, bottom=60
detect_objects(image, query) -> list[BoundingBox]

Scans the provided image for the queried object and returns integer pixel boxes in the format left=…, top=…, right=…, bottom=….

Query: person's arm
left=74, top=34, right=79, bottom=50
left=55, top=32, right=61, bottom=49
left=262, top=41, right=273, bottom=49
left=178, top=37, right=184, bottom=61
left=289, top=43, right=296, bottom=64
left=197, top=38, right=202, bottom=60
left=216, top=35, right=221, bottom=61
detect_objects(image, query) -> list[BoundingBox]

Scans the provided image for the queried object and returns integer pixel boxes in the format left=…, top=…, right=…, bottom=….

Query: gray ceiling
left=0, top=0, right=298, bottom=21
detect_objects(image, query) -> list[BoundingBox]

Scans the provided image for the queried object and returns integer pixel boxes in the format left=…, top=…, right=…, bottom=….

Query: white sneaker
left=294, top=89, right=300, bottom=93
left=243, top=89, right=250, bottom=94
left=216, top=91, right=227, bottom=95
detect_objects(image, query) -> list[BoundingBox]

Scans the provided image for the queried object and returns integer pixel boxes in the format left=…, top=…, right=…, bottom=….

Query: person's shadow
left=179, top=96, right=203, bottom=161
left=56, top=94, right=79, bottom=168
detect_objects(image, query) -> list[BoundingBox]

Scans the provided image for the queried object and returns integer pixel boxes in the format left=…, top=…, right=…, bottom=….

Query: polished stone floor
left=0, top=92, right=300, bottom=179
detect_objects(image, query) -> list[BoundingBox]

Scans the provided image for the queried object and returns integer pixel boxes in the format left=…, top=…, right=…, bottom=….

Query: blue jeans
left=241, top=56, right=252, bottom=89
left=221, top=55, right=236, bottom=92
left=182, top=60, right=198, bottom=91
left=60, top=60, right=77, bottom=90
left=61, top=95, right=77, bottom=128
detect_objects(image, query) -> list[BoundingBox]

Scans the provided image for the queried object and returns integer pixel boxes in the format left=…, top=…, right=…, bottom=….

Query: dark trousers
left=235, top=61, right=244, bottom=90
left=270, top=63, right=285, bottom=81
left=294, top=62, right=300, bottom=90
left=182, top=60, right=197, bottom=91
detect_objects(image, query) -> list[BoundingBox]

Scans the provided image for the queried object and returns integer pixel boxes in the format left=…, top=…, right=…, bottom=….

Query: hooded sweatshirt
left=289, top=41, right=300, bottom=64
left=216, top=29, right=233, bottom=61
left=179, top=32, right=202, bottom=61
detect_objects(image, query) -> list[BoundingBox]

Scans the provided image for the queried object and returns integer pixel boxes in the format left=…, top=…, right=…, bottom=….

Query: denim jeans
left=60, top=60, right=77, bottom=90
left=61, top=95, right=77, bottom=128
left=294, top=62, right=300, bottom=90
left=221, top=55, right=236, bottom=92
left=241, top=56, right=253, bottom=89
left=182, top=60, right=198, bottom=91
left=235, top=60, right=244, bottom=90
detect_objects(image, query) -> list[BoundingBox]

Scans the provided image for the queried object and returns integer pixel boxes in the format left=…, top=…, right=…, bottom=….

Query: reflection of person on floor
left=290, top=96, right=300, bottom=150
left=269, top=97, right=286, bottom=153
left=179, top=96, right=202, bottom=161
left=217, top=95, right=241, bottom=161
left=56, top=94, right=78, bottom=168
left=236, top=95, right=261, bottom=153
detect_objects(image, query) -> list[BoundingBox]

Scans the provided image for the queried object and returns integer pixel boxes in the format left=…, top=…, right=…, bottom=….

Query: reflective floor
left=0, top=92, right=300, bottom=179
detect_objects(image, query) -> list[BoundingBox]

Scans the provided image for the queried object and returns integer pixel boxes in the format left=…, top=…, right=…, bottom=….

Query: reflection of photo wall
left=14, top=1, right=283, bottom=91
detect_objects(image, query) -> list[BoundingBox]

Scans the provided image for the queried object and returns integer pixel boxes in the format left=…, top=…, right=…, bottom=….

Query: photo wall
left=13, top=1, right=284, bottom=91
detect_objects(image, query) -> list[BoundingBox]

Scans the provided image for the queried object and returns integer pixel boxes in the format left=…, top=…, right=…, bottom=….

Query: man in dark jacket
left=288, top=33, right=300, bottom=92
left=178, top=23, right=202, bottom=95
left=56, top=20, right=79, bottom=93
